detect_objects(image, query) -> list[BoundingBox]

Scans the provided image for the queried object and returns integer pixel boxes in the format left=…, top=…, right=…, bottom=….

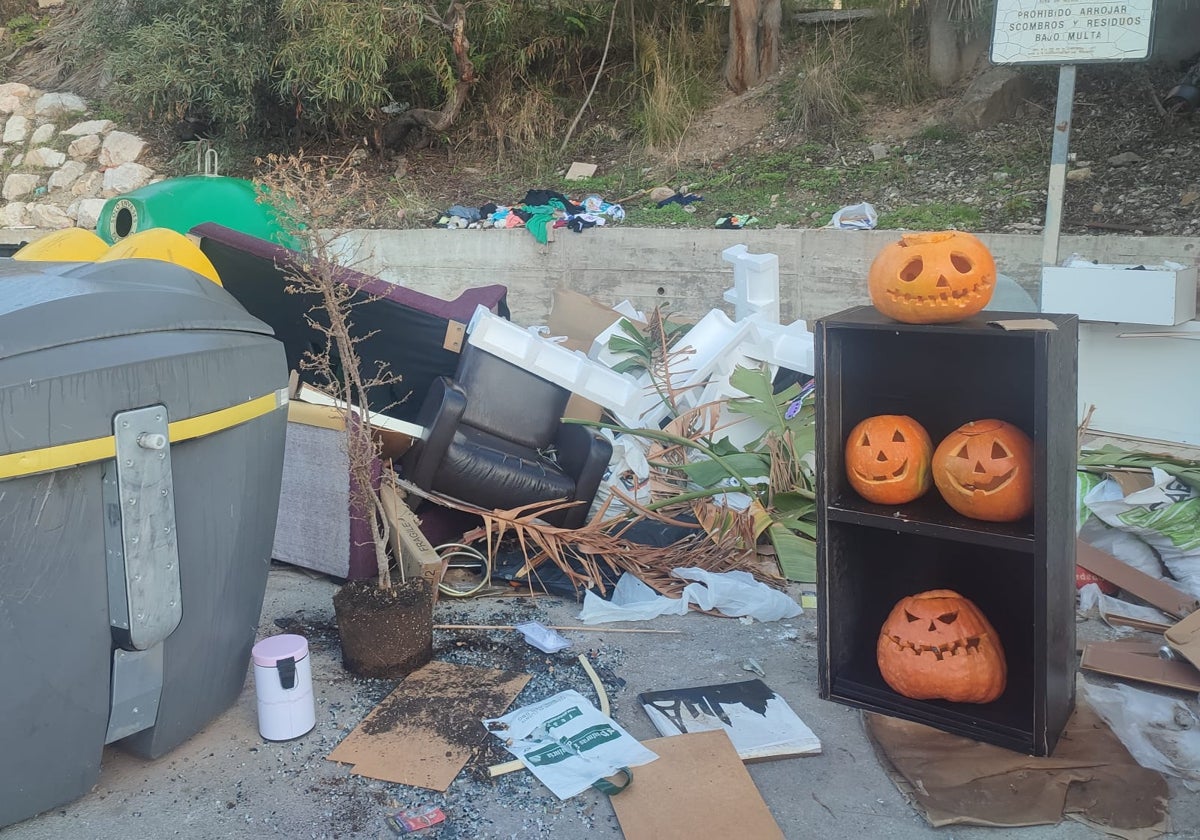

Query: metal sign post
left=990, top=0, right=1155, bottom=268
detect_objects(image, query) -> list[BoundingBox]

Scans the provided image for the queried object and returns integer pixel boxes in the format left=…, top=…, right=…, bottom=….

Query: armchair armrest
left=554, top=422, right=614, bottom=529
left=401, top=376, right=467, bottom=489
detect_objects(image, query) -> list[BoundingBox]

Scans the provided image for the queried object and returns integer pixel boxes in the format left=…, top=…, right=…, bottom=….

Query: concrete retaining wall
left=335, top=228, right=1199, bottom=326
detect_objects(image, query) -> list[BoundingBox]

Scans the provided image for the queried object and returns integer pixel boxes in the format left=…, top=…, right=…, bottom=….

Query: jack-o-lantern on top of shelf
left=868, top=231, right=997, bottom=324
left=932, top=419, right=1034, bottom=522
left=844, top=414, right=933, bottom=506
left=877, top=589, right=1007, bottom=704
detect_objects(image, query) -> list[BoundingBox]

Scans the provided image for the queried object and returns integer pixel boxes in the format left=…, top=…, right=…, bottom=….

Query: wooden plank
left=1076, top=539, right=1200, bottom=619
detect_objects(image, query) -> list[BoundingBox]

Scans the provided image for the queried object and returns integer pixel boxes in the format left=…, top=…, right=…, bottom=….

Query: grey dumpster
left=0, top=256, right=289, bottom=828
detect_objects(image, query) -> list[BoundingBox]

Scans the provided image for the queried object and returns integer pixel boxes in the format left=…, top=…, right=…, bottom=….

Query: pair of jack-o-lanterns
left=845, top=414, right=1033, bottom=522
left=868, top=230, right=997, bottom=324
left=877, top=589, right=1007, bottom=704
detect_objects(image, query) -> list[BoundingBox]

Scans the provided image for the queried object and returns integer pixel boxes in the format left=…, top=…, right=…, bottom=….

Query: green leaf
left=767, top=523, right=816, bottom=582
left=679, top=452, right=771, bottom=487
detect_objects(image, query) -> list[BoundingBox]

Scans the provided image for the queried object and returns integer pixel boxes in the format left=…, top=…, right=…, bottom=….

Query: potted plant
left=256, top=153, right=433, bottom=679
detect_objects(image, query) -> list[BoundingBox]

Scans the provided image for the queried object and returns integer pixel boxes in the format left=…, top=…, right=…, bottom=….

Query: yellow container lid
left=97, top=228, right=223, bottom=286
left=12, top=228, right=110, bottom=262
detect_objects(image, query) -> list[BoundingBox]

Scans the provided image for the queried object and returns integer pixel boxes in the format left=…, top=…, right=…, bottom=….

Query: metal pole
left=1042, top=64, right=1077, bottom=267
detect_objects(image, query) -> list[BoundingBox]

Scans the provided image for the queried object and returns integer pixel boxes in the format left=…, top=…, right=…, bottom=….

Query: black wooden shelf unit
left=816, top=306, right=1078, bottom=756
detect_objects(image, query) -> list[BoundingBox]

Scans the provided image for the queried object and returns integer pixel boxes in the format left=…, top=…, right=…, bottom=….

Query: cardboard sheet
left=327, top=661, right=529, bottom=790
left=1166, top=609, right=1200, bottom=669
left=1081, top=641, right=1200, bottom=692
left=609, top=730, right=784, bottom=840
left=865, top=692, right=1168, bottom=839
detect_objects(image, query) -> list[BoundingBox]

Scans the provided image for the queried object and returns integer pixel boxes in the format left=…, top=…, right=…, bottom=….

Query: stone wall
left=0, top=82, right=160, bottom=231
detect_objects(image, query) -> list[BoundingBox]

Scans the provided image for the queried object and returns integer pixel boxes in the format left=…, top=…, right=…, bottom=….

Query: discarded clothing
left=657, top=192, right=704, bottom=209
left=715, top=214, right=758, bottom=230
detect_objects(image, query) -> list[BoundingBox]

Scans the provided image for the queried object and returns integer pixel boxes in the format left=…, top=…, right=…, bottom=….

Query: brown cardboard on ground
left=379, top=478, right=444, bottom=593
left=1076, top=539, right=1200, bottom=619
left=1165, top=609, right=1200, bottom=669
left=865, top=688, right=1168, bottom=837
left=608, top=730, right=784, bottom=840
left=327, top=661, right=529, bottom=791
left=547, top=289, right=626, bottom=423
left=1080, top=641, right=1200, bottom=692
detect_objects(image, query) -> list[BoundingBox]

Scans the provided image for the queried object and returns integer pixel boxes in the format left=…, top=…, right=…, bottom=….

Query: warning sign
left=991, top=1, right=1154, bottom=65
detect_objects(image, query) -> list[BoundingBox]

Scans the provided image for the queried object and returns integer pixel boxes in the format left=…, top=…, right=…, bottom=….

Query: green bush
left=273, top=0, right=395, bottom=132
left=101, top=0, right=279, bottom=135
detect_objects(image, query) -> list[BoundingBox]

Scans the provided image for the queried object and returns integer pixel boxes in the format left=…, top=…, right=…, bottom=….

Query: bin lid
left=12, top=228, right=109, bottom=262
left=0, top=257, right=274, bottom=361
left=252, top=634, right=309, bottom=666
left=96, top=228, right=224, bottom=286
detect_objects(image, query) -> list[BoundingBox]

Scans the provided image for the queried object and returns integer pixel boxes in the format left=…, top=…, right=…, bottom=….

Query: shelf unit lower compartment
left=819, top=523, right=1071, bottom=756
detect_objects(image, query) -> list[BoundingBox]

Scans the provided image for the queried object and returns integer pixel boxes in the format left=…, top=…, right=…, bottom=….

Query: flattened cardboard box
left=327, top=661, right=530, bottom=790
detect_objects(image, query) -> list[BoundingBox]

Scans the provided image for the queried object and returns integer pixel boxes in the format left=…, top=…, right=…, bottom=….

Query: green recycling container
left=96, top=175, right=297, bottom=247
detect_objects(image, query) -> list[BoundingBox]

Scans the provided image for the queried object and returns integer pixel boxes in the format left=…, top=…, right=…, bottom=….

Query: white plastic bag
left=827, top=202, right=878, bottom=230
left=1085, top=468, right=1200, bottom=598
left=1083, top=679, right=1200, bottom=791
left=578, top=569, right=801, bottom=625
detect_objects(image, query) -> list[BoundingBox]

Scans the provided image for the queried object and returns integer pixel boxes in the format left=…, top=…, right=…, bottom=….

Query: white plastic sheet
left=1083, top=679, right=1200, bottom=791
left=578, top=569, right=801, bottom=624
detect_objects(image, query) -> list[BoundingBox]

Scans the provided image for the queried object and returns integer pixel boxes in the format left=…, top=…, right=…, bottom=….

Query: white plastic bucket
left=251, top=634, right=315, bottom=741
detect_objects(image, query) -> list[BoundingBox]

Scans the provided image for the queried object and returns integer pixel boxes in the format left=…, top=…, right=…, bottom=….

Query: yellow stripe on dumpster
left=0, top=390, right=285, bottom=481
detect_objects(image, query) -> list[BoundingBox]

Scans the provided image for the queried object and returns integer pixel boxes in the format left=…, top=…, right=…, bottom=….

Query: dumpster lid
left=252, top=634, right=309, bottom=666
left=0, top=257, right=276, bottom=360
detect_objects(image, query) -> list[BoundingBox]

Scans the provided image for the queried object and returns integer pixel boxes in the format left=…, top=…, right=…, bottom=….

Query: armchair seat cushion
left=432, top=427, right=578, bottom=513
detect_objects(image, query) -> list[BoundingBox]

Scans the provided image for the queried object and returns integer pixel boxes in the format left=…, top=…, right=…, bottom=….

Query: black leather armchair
left=401, top=343, right=613, bottom=529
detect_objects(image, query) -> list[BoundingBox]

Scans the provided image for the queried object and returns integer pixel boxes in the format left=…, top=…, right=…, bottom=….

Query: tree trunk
left=724, top=0, right=782, bottom=94
left=374, top=2, right=475, bottom=154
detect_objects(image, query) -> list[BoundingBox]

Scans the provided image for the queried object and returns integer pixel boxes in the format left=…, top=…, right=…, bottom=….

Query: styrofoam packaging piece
left=668, top=309, right=754, bottom=391
left=744, top=320, right=816, bottom=375
left=467, top=306, right=640, bottom=414
left=467, top=305, right=538, bottom=364
left=722, top=243, right=781, bottom=323
left=1041, top=263, right=1197, bottom=326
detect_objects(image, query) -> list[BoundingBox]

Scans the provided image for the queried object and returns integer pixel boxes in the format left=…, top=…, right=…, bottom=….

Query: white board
left=991, top=1, right=1154, bottom=65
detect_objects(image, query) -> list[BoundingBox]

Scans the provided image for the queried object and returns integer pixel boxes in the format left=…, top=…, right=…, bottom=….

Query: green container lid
left=96, top=175, right=299, bottom=248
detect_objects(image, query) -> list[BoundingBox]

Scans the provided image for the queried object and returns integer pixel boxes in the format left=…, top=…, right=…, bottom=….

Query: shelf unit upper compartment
left=816, top=306, right=1077, bottom=551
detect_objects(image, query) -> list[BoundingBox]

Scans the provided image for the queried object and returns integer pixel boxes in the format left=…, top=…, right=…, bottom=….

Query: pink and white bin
left=251, top=634, right=316, bottom=741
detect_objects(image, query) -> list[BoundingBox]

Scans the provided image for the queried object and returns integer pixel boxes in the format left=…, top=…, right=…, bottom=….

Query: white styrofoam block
left=743, top=320, right=815, bottom=375
left=668, top=309, right=754, bottom=389
left=467, top=306, right=539, bottom=364
left=1041, top=263, right=1197, bottom=326
left=722, top=243, right=781, bottom=323
left=467, top=306, right=640, bottom=415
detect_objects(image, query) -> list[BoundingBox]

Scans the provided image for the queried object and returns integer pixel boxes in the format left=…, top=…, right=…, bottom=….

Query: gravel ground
left=5, top=563, right=1200, bottom=840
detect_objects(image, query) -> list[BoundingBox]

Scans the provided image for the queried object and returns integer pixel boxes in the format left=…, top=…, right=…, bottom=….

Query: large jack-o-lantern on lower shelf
left=868, top=231, right=996, bottom=324
left=877, top=589, right=1007, bottom=704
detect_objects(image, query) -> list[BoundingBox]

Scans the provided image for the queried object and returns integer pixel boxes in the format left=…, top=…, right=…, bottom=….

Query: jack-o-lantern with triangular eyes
left=844, top=414, right=933, bottom=505
left=867, top=231, right=996, bottom=324
left=877, top=589, right=1007, bottom=704
left=932, top=419, right=1033, bottom=522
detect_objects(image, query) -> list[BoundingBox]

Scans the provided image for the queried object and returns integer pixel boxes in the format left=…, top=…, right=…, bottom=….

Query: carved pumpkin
left=877, top=589, right=1007, bottom=704
left=844, top=414, right=933, bottom=505
left=932, top=419, right=1033, bottom=522
left=867, top=231, right=996, bottom=324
